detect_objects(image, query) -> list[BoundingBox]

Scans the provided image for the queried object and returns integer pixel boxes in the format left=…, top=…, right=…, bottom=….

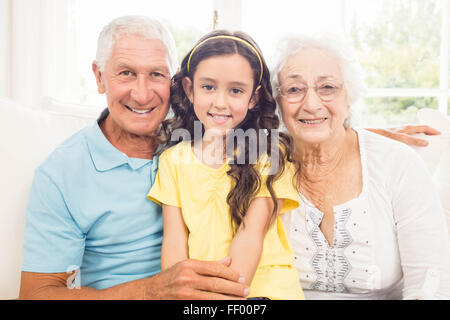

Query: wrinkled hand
left=367, top=125, right=441, bottom=147
left=144, top=257, right=249, bottom=300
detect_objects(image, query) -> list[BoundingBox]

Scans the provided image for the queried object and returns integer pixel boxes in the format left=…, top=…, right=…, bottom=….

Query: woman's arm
left=227, top=197, right=283, bottom=285
left=161, top=204, right=189, bottom=271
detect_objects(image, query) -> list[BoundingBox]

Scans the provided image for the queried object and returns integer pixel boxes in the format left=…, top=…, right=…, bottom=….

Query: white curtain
left=0, top=0, right=11, bottom=99
left=214, top=0, right=242, bottom=30
left=0, top=0, right=79, bottom=108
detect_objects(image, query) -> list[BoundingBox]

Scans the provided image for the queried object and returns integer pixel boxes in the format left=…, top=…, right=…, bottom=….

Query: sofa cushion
left=417, top=108, right=450, bottom=234
left=0, top=98, right=97, bottom=299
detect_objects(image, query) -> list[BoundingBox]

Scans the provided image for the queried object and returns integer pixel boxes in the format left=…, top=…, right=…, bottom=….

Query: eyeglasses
left=278, top=81, right=343, bottom=104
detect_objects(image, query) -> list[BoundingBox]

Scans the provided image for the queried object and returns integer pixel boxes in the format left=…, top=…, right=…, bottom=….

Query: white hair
left=95, top=15, right=178, bottom=76
left=271, top=33, right=367, bottom=128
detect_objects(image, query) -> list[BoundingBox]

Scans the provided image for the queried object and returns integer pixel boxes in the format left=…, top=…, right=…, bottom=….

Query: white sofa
left=414, top=108, right=450, bottom=233
left=0, top=98, right=449, bottom=299
left=0, top=98, right=98, bottom=299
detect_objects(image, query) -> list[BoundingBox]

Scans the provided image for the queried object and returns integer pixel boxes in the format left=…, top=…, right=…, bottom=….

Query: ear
left=182, top=77, right=194, bottom=104
left=92, top=62, right=106, bottom=94
left=249, top=85, right=261, bottom=110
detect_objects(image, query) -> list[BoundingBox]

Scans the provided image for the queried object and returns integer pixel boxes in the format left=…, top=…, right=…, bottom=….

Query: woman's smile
left=298, top=117, right=328, bottom=126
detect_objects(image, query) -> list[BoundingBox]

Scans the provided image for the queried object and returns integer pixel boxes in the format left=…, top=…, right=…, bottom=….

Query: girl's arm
left=227, top=197, right=284, bottom=285
left=161, top=204, right=189, bottom=271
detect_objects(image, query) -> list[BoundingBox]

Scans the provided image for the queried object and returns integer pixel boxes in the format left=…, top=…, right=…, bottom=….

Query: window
left=345, top=0, right=449, bottom=126
left=3, top=0, right=449, bottom=126
left=240, top=0, right=345, bottom=61
left=231, top=0, right=450, bottom=126
left=75, top=0, right=214, bottom=106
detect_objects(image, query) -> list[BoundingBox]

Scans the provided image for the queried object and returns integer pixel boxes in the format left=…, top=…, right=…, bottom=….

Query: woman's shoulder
left=356, top=128, right=420, bottom=160
left=355, top=128, right=428, bottom=178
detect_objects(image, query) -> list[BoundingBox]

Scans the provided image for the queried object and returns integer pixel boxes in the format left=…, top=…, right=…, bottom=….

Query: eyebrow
left=286, top=74, right=339, bottom=82
left=115, top=63, right=169, bottom=73
left=198, top=77, right=251, bottom=87
left=115, top=63, right=132, bottom=70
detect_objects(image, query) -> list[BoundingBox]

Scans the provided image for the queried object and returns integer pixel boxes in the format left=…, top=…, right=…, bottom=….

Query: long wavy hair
left=160, top=30, right=293, bottom=232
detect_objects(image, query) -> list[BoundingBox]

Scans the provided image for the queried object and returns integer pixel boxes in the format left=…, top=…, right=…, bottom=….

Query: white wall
left=0, top=0, right=11, bottom=99
left=3, top=0, right=79, bottom=108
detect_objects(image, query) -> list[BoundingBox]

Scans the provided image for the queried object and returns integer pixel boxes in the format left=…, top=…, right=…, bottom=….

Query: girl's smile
left=207, top=112, right=232, bottom=124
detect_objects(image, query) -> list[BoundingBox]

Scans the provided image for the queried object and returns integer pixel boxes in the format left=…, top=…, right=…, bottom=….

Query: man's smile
left=125, top=105, right=156, bottom=115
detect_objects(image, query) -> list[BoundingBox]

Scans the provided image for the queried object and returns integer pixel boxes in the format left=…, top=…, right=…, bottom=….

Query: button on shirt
left=22, top=114, right=162, bottom=289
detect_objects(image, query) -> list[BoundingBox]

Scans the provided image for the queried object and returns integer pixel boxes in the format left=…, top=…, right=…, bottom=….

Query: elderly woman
left=272, top=34, right=450, bottom=300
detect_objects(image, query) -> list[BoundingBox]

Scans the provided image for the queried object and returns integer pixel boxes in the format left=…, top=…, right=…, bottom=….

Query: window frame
left=216, top=0, right=450, bottom=116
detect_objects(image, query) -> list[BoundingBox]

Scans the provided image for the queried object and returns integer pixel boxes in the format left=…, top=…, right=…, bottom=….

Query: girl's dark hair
left=159, top=29, right=293, bottom=232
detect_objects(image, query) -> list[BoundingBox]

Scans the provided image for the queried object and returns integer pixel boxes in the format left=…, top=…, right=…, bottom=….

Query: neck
left=193, top=132, right=227, bottom=168
left=100, top=117, right=158, bottom=160
left=295, top=128, right=351, bottom=181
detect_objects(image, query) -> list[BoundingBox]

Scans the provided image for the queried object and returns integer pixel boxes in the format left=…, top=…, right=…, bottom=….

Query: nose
left=130, top=75, right=154, bottom=106
left=212, top=90, right=227, bottom=110
left=301, top=87, right=322, bottom=113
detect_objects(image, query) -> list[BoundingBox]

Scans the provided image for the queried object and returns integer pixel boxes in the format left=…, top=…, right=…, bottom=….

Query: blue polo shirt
left=22, top=112, right=163, bottom=289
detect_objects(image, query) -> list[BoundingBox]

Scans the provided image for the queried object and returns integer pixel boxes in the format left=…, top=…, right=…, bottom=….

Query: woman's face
left=277, top=48, right=349, bottom=146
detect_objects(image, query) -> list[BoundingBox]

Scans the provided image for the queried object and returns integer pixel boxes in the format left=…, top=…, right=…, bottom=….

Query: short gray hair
left=271, top=33, right=367, bottom=128
left=95, top=15, right=178, bottom=76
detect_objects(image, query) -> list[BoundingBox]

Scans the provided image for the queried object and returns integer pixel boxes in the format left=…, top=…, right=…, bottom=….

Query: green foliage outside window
left=166, top=23, right=203, bottom=66
left=350, top=0, right=444, bottom=126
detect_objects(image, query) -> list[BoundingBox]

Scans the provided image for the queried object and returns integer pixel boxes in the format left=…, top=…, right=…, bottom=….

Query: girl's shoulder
left=159, top=141, right=193, bottom=166
left=160, top=141, right=192, bottom=157
left=254, top=148, right=295, bottom=177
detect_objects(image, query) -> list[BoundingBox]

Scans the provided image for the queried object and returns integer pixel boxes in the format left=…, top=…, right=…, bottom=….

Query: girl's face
left=182, top=54, right=257, bottom=135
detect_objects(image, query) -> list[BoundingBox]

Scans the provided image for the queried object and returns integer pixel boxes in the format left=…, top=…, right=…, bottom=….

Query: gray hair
left=271, top=33, right=367, bottom=128
left=95, top=15, right=178, bottom=76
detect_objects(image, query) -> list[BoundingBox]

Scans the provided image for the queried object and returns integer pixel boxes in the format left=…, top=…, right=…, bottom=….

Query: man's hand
left=143, top=257, right=249, bottom=300
left=366, top=125, right=441, bottom=147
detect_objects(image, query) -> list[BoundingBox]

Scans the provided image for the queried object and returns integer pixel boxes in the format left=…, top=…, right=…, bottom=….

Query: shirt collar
left=85, top=109, right=158, bottom=172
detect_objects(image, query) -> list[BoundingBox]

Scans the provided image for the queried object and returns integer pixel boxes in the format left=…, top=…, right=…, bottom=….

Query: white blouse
left=282, top=128, right=450, bottom=300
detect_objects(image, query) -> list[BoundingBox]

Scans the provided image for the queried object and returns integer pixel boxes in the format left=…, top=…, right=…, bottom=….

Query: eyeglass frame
left=277, top=81, right=344, bottom=104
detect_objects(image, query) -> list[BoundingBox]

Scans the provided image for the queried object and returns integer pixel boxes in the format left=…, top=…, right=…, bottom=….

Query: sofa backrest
left=416, top=108, right=450, bottom=234
left=0, top=98, right=97, bottom=299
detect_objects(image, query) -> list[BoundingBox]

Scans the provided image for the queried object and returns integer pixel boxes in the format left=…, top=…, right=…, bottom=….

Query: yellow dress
left=148, top=141, right=304, bottom=300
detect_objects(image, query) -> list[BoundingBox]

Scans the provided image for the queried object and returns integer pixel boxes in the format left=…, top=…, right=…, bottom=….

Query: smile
left=299, top=118, right=327, bottom=125
left=125, top=105, right=156, bottom=114
left=208, top=112, right=231, bottom=124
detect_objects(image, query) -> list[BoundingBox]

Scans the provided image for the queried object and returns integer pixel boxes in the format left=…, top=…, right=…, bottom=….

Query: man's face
left=93, top=34, right=171, bottom=137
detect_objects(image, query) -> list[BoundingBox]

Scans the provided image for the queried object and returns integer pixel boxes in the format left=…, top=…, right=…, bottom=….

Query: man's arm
left=19, top=257, right=249, bottom=300
left=366, top=125, right=441, bottom=147
left=20, top=168, right=249, bottom=300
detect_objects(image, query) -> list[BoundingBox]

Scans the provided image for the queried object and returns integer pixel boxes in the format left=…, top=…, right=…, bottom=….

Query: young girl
left=148, top=30, right=304, bottom=300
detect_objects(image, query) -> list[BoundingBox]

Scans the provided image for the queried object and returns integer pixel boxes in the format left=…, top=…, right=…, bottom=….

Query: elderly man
left=19, top=15, right=439, bottom=300
left=19, top=15, right=248, bottom=300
